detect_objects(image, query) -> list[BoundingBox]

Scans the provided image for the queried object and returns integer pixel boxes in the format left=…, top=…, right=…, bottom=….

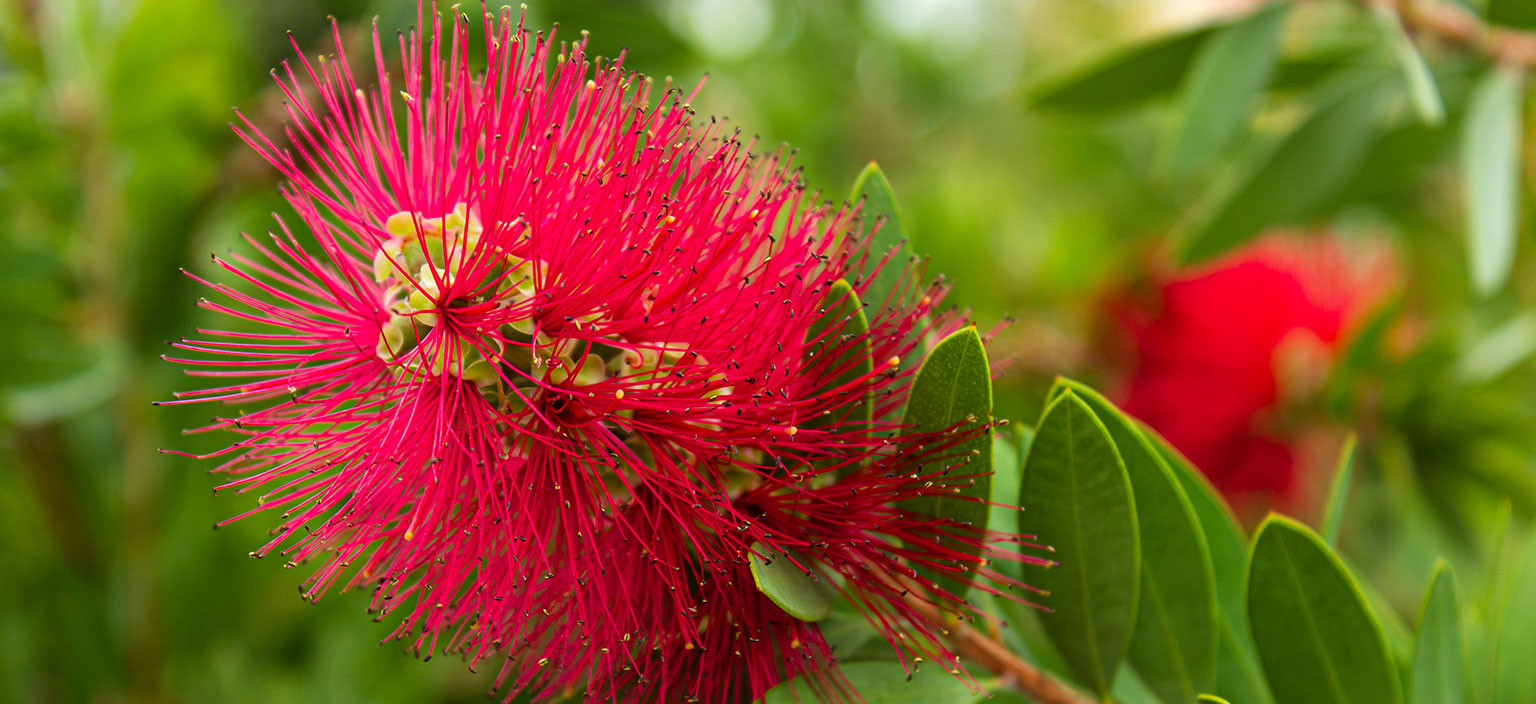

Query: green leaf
left=1181, top=75, right=1386, bottom=263
left=1320, top=435, right=1357, bottom=547
left=1018, top=391, right=1139, bottom=698
left=760, top=661, right=975, bottom=704
left=1246, top=516, right=1403, bottom=704
left=1026, top=23, right=1223, bottom=115
left=1138, top=427, right=1273, bottom=703
left=1372, top=5, right=1445, bottom=125
left=1460, top=66, right=1524, bottom=296
left=748, top=542, right=835, bottom=622
left=1199, top=696, right=1234, bottom=704
left=1494, top=535, right=1536, bottom=703
left=1051, top=380, right=1217, bottom=704
left=899, top=326, right=993, bottom=601
left=1410, top=562, right=1466, bottom=704
left=1489, top=0, right=1536, bottom=31
left=850, top=162, right=910, bottom=311
left=989, top=426, right=1023, bottom=539
left=1163, top=2, right=1288, bottom=175
left=803, top=279, right=874, bottom=467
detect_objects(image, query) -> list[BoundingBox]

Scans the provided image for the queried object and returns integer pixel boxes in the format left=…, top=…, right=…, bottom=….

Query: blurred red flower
left=1113, top=234, right=1392, bottom=514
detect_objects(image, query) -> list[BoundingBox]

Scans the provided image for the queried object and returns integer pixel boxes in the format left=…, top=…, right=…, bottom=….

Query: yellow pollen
left=786, top=426, right=798, bottom=436
left=403, top=529, right=414, bottom=541
left=888, top=356, right=901, bottom=367
left=615, top=390, right=625, bottom=400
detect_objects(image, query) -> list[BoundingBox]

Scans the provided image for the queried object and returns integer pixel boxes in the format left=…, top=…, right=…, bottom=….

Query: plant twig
left=901, top=595, right=1095, bottom=704
left=1366, top=0, right=1536, bottom=68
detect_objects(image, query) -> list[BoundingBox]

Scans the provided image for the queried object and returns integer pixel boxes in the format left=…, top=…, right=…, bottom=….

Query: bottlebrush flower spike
left=163, top=8, right=1047, bottom=702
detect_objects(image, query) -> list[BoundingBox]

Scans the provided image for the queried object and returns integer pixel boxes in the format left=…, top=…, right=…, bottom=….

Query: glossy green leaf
left=1411, top=562, right=1466, bottom=704
left=803, top=280, right=874, bottom=465
left=1027, top=23, right=1223, bottom=114
left=1139, top=424, right=1272, bottom=703
left=748, top=542, right=835, bottom=622
left=1018, top=391, right=1139, bottom=698
left=1181, top=75, right=1386, bottom=263
left=1246, top=516, right=1403, bottom=704
left=1199, top=696, right=1233, bottom=704
left=1460, top=66, right=1524, bottom=296
left=1320, top=435, right=1357, bottom=547
left=1163, top=1, right=1288, bottom=175
left=899, top=326, right=993, bottom=601
left=760, top=661, right=975, bottom=704
left=1051, top=380, right=1217, bottom=704
left=1373, top=5, right=1444, bottom=125
left=850, top=162, right=910, bottom=311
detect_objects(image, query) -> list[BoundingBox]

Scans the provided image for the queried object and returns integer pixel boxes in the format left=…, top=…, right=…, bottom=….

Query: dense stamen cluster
left=164, top=9, right=1045, bottom=703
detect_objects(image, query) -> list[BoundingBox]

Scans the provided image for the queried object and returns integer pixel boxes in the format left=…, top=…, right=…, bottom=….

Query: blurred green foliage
left=5, top=0, right=1536, bottom=702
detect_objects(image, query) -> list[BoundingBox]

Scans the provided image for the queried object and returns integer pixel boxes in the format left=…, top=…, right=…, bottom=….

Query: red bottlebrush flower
left=163, top=9, right=1044, bottom=703
left=1112, top=234, right=1391, bottom=513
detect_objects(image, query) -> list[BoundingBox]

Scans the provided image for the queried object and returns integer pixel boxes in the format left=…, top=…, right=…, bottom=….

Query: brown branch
left=1367, top=0, right=1536, bottom=68
left=902, top=595, right=1096, bottom=704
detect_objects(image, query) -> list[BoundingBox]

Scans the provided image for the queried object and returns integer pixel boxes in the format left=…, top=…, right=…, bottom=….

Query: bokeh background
left=5, top=0, right=1536, bottom=701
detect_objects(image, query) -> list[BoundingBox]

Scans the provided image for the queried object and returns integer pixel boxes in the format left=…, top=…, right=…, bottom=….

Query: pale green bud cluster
left=370, top=204, right=731, bottom=419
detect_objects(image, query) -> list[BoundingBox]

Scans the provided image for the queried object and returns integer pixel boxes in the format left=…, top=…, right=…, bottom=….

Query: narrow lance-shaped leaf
left=1051, top=379, right=1217, bottom=704
left=1027, top=22, right=1225, bottom=115
left=1018, top=391, right=1139, bottom=698
left=748, top=542, right=835, bottom=622
left=1320, top=434, right=1357, bottom=547
left=1410, top=562, right=1466, bottom=704
left=1246, top=516, right=1403, bottom=704
left=1181, top=74, right=1386, bottom=263
left=1372, top=5, right=1445, bottom=125
left=1163, top=1, right=1288, bottom=175
left=898, top=326, right=992, bottom=602
left=1461, top=66, right=1524, bottom=296
left=802, top=279, right=873, bottom=474
left=850, top=163, right=910, bottom=312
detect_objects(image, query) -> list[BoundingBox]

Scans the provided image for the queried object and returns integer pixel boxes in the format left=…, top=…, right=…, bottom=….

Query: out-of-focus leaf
left=1026, top=23, right=1223, bottom=115
left=760, top=661, right=975, bottom=704
left=1460, top=66, right=1524, bottom=296
left=1489, top=0, right=1536, bottom=31
left=1411, top=562, right=1466, bottom=704
left=1247, top=516, right=1403, bottom=704
left=1181, top=75, right=1387, bottom=263
left=1163, top=2, right=1288, bottom=175
left=1494, top=535, right=1536, bottom=703
left=1199, top=696, right=1233, bottom=704
left=1457, top=313, right=1536, bottom=383
left=990, top=426, right=1022, bottom=539
left=748, top=542, right=835, bottom=622
left=850, top=162, right=910, bottom=311
left=803, top=280, right=873, bottom=463
left=1320, top=434, right=1357, bottom=546
left=1270, top=47, right=1369, bottom=93
left=899, top=327, right=992, bottom=602
left=1142, top=425, right=1274, bottom=704
left=1019, top=391, right=1139, bottom=698
left=1052, top=380, right=1217, bottom=704
left=1372, top=5, right=1445, bottom=125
